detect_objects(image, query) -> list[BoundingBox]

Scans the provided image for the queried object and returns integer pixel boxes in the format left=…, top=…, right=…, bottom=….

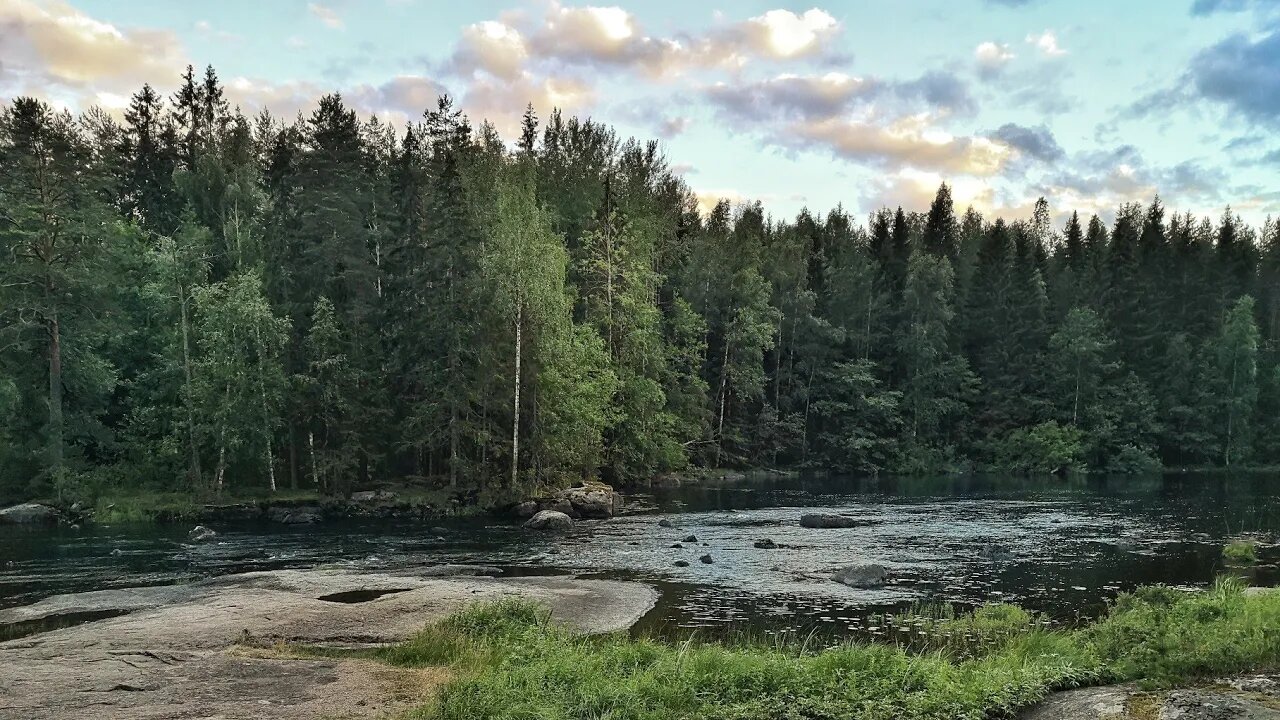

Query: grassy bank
left=342, top=578, right=1279, bottom=720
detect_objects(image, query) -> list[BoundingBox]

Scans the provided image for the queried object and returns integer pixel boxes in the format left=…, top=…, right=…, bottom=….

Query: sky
left=1, top=0, right=1278, bottom=227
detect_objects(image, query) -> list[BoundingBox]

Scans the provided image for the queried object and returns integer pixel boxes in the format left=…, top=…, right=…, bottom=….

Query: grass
left=354, top=579, right=1280, bottom=720
left=1224, top=539, right=1260, bottom=564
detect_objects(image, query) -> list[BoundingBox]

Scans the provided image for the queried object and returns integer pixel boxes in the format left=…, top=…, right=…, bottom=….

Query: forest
left=1, top=65, right=1278, bottom=505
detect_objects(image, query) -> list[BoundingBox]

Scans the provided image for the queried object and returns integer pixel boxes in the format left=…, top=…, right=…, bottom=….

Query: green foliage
left=990, top=421, right=1085, bottom=474
left=375, top=581, right=1280, bottom=720
left=1, top=79, right=1277, bottom=505
left=1222, top=539, right=1259, bottom=563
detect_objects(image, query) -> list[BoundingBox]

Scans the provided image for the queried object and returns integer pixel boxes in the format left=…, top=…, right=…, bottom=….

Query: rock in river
left=800, top=513, right=860, bottom=529
left=524, top=509, right=573, bottom=530
left=188, top=525, right=217, bottom=543
left=0, top=502, right=59, bottom=525
left=832, top=563, right=887, bottom=588
left=268, top=506, right=323, bottom=525
left=754, top=538, right=779, bottom=549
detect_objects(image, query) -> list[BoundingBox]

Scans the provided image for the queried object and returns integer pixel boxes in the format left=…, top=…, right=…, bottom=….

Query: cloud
left=462, top=72, right=595, bottom=135
left=692, top=186, right=806, bottom=215
left=0, top=0, right=187, bottom=106
left=225, top=74, right=446, bottom=126
left=791, top=114, right=1012, bottom=175
left=893, top=70, right=975, bottom=115
left=308, top=3, right=344, bottom=30
left=450, top=20, right=528, bottom=80
left=449, top=5, right=844, bottom=81
left=705, top=72, right=874, bottom=122
left=989, top=122, right=1064, bottom=162
left=975, top=42, right=1015, bottom=78
left=1026, top=30, right=1067, bottom=56
left=659, top=115, right=689, bottom=137
left=861, top=169, right=1001, bottom=216
left=1189, top=0, right=1272, bottom=15
left=1187, top=27, right=1280, bottom=127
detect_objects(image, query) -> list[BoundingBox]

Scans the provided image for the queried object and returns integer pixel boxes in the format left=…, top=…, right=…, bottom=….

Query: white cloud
left=1026, top=30, right=1066, bottom=56
left=308, top=3, right=344, bottom=30
left=974, top=41, right=1015, bottom=76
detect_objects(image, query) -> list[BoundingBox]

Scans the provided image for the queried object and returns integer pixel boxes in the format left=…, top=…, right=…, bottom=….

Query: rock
left=832, top=563, right=887, bottom=588
left=1113, top=538, right=1140, bottom=552
left=658, top=519, right=676, bottom=528
left=69, top=501, right=84, bottom=513
left=682, top=535, right=698, bottom=543
left=670, top=543, right=684, bottom=548
left=979, top=544, right=1012, bottom=561
left=699, top=554, right=714, bottom=564
left=429, top=526, right=449, bottom=535
left=673, top=560, right=690, bottom=567
left=1018, top=679, right=1280, bottom=719
left=511, top=501, right=539, bottom=519
left=0, top=502, right=59, bottom=525
left=188, top=525, right=217, bottom=543
left=0, top=568, right=658, bottom=720
left=524, top=510, right=573, bottom=531
left=546, top=499, right=575, bottom=516
left=562, top=485, right=617, bottom=519
left=753, top=539, right=778, bottom=549
left=267, top=507, right=322, bottom=525
left=800, top=513, right=860, bottom=529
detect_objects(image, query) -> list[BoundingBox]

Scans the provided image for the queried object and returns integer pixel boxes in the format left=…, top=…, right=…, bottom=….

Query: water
left=2, top=474, right=1277, bottom=639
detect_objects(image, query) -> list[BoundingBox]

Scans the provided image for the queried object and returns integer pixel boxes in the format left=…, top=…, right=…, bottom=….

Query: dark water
left=2, top=474, right=1277, bottom=638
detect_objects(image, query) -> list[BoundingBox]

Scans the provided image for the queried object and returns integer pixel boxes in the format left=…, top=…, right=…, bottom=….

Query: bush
left=1223, top=539, right=1259, bottom=563
left=991, top=421, right=1085, bottom=474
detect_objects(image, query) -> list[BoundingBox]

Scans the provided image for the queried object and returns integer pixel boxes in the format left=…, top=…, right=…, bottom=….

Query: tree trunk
left=47, top=307, right=64, bottom=477
left=715, top=331, right=732, bottom=467
left=177, top=282, right=204, bottom=489
left=511, top=301, right=522, bottom=489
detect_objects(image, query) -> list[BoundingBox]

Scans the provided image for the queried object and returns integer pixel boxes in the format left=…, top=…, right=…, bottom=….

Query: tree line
left=2, top=65, right=1278, bottom=504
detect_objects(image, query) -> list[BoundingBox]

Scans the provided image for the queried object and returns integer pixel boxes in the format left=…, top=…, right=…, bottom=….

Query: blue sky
left=2, top=0, right=1277, bottom=226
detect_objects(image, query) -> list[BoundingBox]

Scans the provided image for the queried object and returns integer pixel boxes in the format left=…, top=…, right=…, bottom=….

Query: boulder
left=832, top=563, right=887, bottom=588
left=0, top=502, right=59, bottom=525
left=673, top=560, right=690, bottom=567
left=188, top=525, right=217, bottom=543
left=524, top=510, right=573, bottom=531
left=563, top=485, right=617, bottom=519
left=658, top=519, right=676, bottom=528
left=682, top=535, right=698, bottom=543
left=754, top=538, right=779, bottom=549
left=699, top=554, right=714, bottom=564
left=800, top=513, right=860, bottom=529
left=511, top=501, right=539, bottom=519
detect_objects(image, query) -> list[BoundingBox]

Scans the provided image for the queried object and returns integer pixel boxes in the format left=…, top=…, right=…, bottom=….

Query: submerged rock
left=524, top=510, right=573, bottom=531
left=673, top=560, right=690, bottom=567
left=0, top=502, right=59, bottom=525
left=753, top=538, right=779, bottom=549
left=682, top=535, right=698, bottom=543
left=699, top=554, right=714, bottom=564
left=832, top=563, right=887, bottom=588
left=800, top=513, right=860, bottom=529
left=658, top=519, right=677, bottom=528
left=188, top=525, right=217, bottom=543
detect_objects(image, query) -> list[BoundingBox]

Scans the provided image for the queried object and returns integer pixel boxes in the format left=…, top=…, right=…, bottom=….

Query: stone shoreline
left=0, top=568, right=659, bottom=719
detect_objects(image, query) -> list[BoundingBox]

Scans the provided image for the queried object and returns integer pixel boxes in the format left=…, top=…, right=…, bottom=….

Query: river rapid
left=2, top=474, right=1277, bottom=639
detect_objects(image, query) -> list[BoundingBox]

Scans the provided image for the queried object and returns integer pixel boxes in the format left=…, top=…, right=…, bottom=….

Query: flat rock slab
left=0, top=568, right=657, bottom=720
left=1019, top=675, right=1280, bottom=719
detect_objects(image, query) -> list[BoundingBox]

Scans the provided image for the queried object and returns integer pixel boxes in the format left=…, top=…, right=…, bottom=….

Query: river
left=2, top=474, right=1277, bottom=639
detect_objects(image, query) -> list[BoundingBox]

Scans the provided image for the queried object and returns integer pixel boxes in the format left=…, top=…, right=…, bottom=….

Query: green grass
left=368, top=579, right=1280, bottom=720
left=1223, top=539, right=1260, bottom=564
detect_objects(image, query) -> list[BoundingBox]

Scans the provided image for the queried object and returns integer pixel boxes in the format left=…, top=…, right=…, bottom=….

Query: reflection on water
left=1, top=474, right=1277, bottom=638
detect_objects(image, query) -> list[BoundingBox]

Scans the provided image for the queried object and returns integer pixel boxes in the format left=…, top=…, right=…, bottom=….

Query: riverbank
left=314, top=580, right=1280, bottom=720
left=0, top=568, right=658, bottom=719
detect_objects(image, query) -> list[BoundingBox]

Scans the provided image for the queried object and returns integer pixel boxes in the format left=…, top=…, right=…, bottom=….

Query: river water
left=2, top=474, right=1277, bottom=638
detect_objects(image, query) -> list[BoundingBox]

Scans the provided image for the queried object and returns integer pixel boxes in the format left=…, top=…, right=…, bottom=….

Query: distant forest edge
left=2, top=65, right=1278, bottom=505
